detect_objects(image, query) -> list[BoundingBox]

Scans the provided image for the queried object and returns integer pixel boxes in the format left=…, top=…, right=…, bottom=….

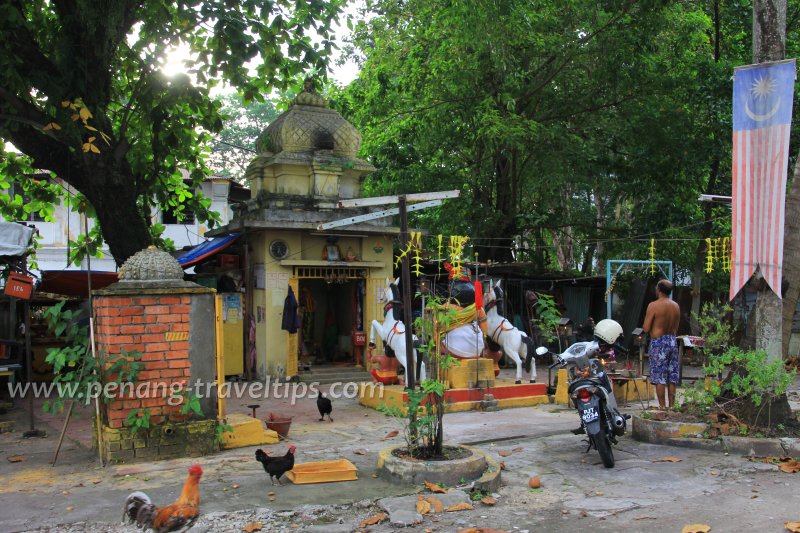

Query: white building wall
left=3, top=177, right=233, bottom=273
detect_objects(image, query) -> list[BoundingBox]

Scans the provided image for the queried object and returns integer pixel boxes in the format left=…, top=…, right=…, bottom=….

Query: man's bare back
left=643, top=283, right=680, bottom=338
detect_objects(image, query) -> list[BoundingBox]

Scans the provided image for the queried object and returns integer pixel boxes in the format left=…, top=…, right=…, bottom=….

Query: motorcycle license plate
left=580, top=407, right=598, bottom=423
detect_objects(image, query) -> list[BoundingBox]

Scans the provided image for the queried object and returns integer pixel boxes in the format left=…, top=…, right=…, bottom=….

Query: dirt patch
left=392, top=445, right=473, bottom=461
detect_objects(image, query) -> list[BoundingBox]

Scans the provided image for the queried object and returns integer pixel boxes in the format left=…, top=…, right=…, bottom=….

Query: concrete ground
left=1, top=366, right=799, bottom=532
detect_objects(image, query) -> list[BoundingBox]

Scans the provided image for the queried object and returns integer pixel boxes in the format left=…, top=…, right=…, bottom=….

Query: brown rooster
left=123, top=463, right=203, bottom=532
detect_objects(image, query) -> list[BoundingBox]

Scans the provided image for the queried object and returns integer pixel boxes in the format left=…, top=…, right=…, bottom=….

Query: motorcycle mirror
left=536, top=346, right=548, bottom=356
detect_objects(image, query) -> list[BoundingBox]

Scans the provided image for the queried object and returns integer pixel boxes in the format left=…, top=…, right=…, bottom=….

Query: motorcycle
left=537, top=341, right=630, bottom=468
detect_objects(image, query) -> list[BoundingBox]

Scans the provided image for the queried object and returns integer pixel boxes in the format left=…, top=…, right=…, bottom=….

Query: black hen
left=255, top=445, right=296, bottom=485
left=317, top=393, right=333, bottom=422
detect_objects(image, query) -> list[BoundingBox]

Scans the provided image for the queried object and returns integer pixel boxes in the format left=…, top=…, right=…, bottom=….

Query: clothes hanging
left=281, top=286, right=300, bottom=333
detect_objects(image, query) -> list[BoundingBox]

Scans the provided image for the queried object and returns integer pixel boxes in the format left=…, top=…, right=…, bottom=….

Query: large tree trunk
left=84, top=174, right=152, bottom=266
left=751, top=0, right=786, bottom=362
left=781, top=150, right=800, bottom=355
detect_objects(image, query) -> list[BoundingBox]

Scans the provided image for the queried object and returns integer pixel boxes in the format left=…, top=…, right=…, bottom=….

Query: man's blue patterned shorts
left=649, top=334, right=679, bottom=385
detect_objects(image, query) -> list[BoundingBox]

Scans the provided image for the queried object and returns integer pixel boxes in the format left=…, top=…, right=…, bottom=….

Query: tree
left=207, top=93, right=280, bottom=181
left=338, top=0, right=735, bottom=276
left=0, top=0, right=344, bottom=265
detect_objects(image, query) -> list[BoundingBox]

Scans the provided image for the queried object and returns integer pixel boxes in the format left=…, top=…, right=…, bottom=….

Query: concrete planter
left=377, top=444, right=501, bottom=491
left=631, top=412, right=709, bottom=444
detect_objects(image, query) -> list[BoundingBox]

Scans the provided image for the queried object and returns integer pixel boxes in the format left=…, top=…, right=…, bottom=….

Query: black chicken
left=316, top=393, right=333, bottom=422
left=255, top=445, right=296, bottom=486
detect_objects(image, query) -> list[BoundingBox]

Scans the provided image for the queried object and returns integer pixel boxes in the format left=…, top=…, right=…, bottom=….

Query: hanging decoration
left=722, top=237, right=731, bottom=273
left=604, top=274, right=617, bottom=302
left=448, top=236, right=469, bottom=278
left=411, top=231, right=423, bottom=276
left=703, top=236, right=732, bottom=274
left=649, top=239, right=656, bottom=275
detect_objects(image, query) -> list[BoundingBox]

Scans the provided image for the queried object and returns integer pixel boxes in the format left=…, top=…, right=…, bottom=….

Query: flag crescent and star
left=730, top=59, right=796, bottom=300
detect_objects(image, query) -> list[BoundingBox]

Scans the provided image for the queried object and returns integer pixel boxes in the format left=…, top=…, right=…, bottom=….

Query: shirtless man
left=643, top=279, right=681, bottom=409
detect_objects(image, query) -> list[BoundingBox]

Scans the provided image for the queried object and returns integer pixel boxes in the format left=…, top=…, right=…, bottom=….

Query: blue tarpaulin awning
left=177, top=234, right=239, bottom=268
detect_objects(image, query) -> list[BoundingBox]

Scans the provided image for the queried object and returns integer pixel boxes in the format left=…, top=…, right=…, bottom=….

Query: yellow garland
left=604, top=274, right=617, bottom=302
left=705, top=238, right=714, bottom=273
left=649, top=239, right=656, bottom=275
left=448, top=235, right=469, bottom=278
left=394, top=238, right=414, bottom=269
left=437, top=234, right=443, bottom=272
left=411, top=231, right=423, bottom=276
left=722, top=237, right=731, bottom=272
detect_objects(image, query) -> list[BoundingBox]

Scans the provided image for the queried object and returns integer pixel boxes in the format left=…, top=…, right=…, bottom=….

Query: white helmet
left=594, top=319, right=623, bottom=345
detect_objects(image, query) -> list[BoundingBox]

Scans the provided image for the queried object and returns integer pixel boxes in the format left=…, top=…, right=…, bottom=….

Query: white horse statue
left=369, top=278, right=426, bottom=382
left=483, top=280, right=537, bottom=383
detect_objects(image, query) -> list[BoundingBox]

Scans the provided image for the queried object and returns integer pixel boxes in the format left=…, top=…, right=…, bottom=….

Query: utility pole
left=752, top=0, right=787, bottom=362
left=398, top=196, right=416, bottom=390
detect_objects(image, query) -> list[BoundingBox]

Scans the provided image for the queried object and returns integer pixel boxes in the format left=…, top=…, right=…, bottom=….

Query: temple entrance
left=295, top=267, right=367, bottom=368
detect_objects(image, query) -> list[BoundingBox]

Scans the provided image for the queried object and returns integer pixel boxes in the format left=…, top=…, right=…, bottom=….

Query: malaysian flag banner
left=730, top=59, right=796, bottom=300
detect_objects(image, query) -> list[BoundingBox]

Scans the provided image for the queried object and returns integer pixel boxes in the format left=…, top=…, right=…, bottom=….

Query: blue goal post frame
left=606, top=260, right=673, bottom=319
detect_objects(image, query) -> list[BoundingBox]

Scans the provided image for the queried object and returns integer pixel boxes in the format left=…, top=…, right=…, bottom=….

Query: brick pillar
left=95, top=293, right=196, bottom=428
left=92, top=282, right=217, bottom=463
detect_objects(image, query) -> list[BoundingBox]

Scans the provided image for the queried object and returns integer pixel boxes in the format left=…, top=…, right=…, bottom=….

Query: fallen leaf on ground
left=7, top=455, right=24, bottom=463
left=243, top=522, right=263, bottom=532
left=383, top=430, right=399, bottom=440
left=528, top=476, right=541, bottom=489
left=681, top=524, right=711, bottom=533
left=359, top=513, right=387, bottom=527
left=267, top=491, right=275, bottom=497
left=446, top=502, right=474, bottom=512
left=499, top=461, right=506, bottom=470
left=425, top=496, right=444, bottom=513
left=480, top=496, right=496, bottom=506
left=416, top=500, right=432, bottom=515
left=512, top=447, right=523, bottom=452
left=371, top=473, right=379, bottom=478
left=497, top=449, right=512, bottom=457
left=653, top=457, right=683, bottom=463
left=634, top=516, right=657, bottom=520
left=595, top=491, right=604, bottom=496
left=424, top=480, right=448, bottom=493
left=779, top=460, right=800, bottom=473
left=231, top=484, right=240, bottom=489
left=785, top=521, right=800, bottom=532
left=457, top=529, right=507, bottom=533
left=353, top=449, right=368, bottom=455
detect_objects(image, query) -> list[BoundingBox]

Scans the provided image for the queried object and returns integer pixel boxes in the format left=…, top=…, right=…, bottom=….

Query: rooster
left=317, top=393, right=333, bottom=422
left=123, top=463, right=203, bottom=532
left=255, top=445, right=296, bottom=485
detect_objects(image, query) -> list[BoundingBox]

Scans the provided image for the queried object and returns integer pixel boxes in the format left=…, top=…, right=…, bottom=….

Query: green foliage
left=126, top=408, right=152, bottom=436
left=215, top=418, right=233, bottom=444
left=691, top=302, right=734, bottom=354
left=531, top=293, right=561, bottom=346
left=178, top=390, right=204, bottom=418
left=704, top=348, right=795, bottom=407
left=41, top=301, right=143, bottom=414
left=0, top=0, right=345, bottom=264
left=339, top=0, right=759, bottom=275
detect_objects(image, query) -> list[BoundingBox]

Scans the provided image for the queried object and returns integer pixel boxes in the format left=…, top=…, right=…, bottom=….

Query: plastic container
left=285, top=459, right=358, bottom=484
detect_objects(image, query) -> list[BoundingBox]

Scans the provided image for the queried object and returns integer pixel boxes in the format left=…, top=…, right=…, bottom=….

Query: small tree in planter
left=679, top=302, right=797, bottom=433
left=379, top=293, right=475, bottom=459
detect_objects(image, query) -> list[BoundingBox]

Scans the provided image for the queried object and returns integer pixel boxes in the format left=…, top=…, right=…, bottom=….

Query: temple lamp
left=631, top=327, right=646, bottom=376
